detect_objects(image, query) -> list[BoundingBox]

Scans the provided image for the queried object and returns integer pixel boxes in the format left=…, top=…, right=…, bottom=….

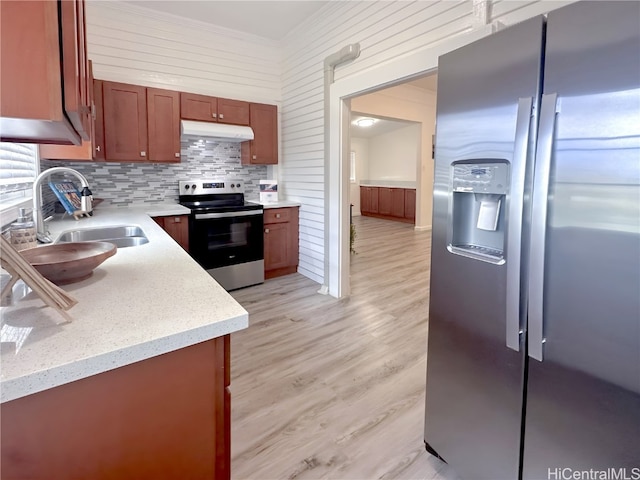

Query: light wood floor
left=230, top=216, right=461, bottom=480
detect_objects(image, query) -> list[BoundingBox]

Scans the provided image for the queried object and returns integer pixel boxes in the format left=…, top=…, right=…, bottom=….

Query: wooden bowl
left=20, top=242, right=117, bottom=285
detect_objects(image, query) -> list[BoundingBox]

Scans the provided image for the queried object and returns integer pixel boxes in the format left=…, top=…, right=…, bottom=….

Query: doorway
left=342, top=72, right=439, bottom=295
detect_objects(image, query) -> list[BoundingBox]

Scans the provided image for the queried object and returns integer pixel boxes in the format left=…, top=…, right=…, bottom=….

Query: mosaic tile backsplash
left=41, top=139, right=268, bottom=214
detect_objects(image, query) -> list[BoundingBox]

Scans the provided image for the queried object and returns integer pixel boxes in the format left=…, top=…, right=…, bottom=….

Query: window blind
left=0, top=142, right=38, bottom=197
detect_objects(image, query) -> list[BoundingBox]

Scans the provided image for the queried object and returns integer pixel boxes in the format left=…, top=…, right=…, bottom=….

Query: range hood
left=180, top=120, right=254, bottom=142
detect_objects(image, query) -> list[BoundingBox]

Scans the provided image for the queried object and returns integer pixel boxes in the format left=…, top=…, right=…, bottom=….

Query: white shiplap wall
left=83, top=0, right=575, bottom=288
left=280, top=0, right=575, bottom=286
left=85, top=1, right=282, bottom=105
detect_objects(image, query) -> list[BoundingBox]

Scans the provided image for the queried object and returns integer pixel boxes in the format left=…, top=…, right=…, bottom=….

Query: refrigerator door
left=425, top=16, right=543, bottom=479
left=523, top=1, right=640, bottom=477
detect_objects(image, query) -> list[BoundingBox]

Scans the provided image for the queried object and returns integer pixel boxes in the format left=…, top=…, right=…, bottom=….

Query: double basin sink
left=56, top=225, right=149, bottom=248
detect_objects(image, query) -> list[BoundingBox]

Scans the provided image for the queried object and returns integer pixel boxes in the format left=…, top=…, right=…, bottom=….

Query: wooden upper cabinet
left=61, top=0, right=90, bottom=141
left=217, top=98, right=250, bottom=126
left=147, top=88, right=180, bottom=162
left=102, top=81, right=148, bottom=161
left=39, top=61, right=96, bottom=161
left=181, top=93, right=218, bottom=122
left=93, top=80, right=105, bottom=161
left=241, top=103, right=278, bottom=165
left=180, top=93, right=250, bottom=126
left=0, top=0, right=90, bottom=145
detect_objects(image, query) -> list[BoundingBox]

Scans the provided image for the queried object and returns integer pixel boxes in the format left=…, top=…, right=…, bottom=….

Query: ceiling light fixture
left=355, top=118, right=376, bottom=128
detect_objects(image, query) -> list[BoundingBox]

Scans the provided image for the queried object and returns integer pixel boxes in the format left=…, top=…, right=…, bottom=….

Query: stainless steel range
left=178, top=179, right=264, bottom=291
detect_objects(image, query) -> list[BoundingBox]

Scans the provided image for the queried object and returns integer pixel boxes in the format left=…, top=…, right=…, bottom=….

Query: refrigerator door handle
left=528, top=92, right=558, bottom=362
left=506, top=97, right=534, bottom=352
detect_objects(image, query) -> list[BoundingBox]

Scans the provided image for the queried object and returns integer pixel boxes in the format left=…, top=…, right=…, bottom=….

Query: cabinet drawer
left=264, top=208, right=291, bottom=224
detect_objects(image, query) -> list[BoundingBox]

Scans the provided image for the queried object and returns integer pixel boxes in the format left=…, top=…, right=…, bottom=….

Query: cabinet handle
left=140, top=151, right=146, bottom=157
left=253, top=155, right=257, bottom=160
left=265, top=228, right=270, bottom=234
left=96, top=145, right=101, bottom=152
left=219, top=114, right=224, bottom=119
left=212, top=113, right=217, bottom=118
left=275, top=213, right=281, bottom=218
left=174, top=153, right=180, bottom=158
left=174, top=217, right=181, bottom=223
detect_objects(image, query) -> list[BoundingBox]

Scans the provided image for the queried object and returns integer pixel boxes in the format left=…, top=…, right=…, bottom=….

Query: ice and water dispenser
left=447, top=160, right=509, bottom=264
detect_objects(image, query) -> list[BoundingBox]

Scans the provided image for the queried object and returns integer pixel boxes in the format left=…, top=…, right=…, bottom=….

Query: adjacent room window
left=0, top=142, right=39, bottom=224
left=350, top=151, right=356, bottom=183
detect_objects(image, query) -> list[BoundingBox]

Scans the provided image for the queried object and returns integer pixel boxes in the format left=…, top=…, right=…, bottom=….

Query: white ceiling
left=124, top=1, right=330, bottom=40
left=350, top=114, right=418, bottom=139
left=123, top=1, right=437, bottom=138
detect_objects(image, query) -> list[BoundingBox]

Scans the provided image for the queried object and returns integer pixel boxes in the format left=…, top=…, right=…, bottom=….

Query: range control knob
left=191, top=184, right=197, bottom=190
left=236, top=183, right=241, bottom=188
left=230, top=184, right=235, bottom=188
left=184, top=185, right=190, bottom=190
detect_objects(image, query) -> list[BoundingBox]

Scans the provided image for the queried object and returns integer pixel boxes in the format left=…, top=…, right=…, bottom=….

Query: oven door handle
left=194, top=210, right=263, bottom=220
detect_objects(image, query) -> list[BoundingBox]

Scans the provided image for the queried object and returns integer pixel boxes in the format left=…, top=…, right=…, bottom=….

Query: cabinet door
left=39, top=60, right=96, bottom=161
left=61, top=0, right=90, bottom=141
left=242, top=103, right=277, bottom=165
left=0, top=0, right=81, bottom=145
left=264, top=222, right=289, bottom=271
left=93, top=79, right=105, bottom=161
left=404, top=189, right=416, bottom=221
left=264, top=207, right=299, bottom=278
left=103, top=81, right=148, bottom=161
left=180, top=92, right=218, bottom=122
left=162, top=216, right=189, bottom=251
left=390, top=188, right=405, bottom=218
left=153, top=216, right=189, bottom=251
left=147, top=88, right=180, bottom=163
left=217, top=98, right=250, bottom=125
left=360, top=187, right=379, bottom=214
left=378, top=188, right=392, bottom=215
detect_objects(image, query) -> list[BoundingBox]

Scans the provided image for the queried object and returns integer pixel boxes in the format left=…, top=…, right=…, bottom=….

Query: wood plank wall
left=280, top=0, right=574, bottom=284
left=84, top=0, right=575, bottom=287
left=85, top=1, right=282, bottom=103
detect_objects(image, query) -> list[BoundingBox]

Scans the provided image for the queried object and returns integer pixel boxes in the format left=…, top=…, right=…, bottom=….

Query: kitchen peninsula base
left=1, top=336, right=230, bottom=480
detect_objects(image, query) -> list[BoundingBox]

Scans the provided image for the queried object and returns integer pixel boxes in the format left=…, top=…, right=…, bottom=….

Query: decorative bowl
left=20, top=241, right=117, bottom=285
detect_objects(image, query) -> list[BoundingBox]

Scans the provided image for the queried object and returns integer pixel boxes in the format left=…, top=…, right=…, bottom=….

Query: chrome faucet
left=33, top=167, right=93, bottom=243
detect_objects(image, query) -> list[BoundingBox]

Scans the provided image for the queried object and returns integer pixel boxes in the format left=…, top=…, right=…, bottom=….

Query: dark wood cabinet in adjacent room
left=360, top=186, right=379, bottom=215
left=360, top=186, right=415, bottom=224
left=404, top=188, right=416, bottom=222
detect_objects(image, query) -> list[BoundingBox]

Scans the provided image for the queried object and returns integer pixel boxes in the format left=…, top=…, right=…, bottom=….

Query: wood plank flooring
left=230, top=216, right=461, bottom=480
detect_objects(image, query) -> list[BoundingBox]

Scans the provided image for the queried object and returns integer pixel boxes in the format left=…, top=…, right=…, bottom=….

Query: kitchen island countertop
left=0, top=204, right=248, bottom=403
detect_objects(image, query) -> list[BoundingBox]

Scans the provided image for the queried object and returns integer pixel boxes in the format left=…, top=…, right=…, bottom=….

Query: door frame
left=327, top=25, right=496, bottom=298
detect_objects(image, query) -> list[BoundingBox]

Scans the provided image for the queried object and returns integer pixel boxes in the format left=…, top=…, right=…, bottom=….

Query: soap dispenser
left=10, top=208, right=37, bottom=251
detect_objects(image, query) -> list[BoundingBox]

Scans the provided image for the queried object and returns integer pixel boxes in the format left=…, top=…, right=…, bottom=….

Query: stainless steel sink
left=56, top=225, right=149, bottom=248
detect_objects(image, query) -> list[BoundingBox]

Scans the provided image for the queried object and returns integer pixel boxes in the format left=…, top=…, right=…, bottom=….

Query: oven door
left=189, top=210, right=264, bottom=270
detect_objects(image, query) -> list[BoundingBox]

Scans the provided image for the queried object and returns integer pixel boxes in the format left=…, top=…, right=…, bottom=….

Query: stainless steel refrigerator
left=424, top=1, right=640, bottom=478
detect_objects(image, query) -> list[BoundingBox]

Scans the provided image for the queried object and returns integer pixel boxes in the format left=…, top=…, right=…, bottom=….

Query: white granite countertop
left=359, top=180, right=416, bottom=189
left=248, top=200, right=301, bottom=209
left=0, top=204, right=248, bottom=403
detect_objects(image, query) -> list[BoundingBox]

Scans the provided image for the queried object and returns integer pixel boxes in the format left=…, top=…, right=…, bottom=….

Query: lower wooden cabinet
left=360, top=186, right=415, bottom=224
left=153, top=215, right=189, bottom=251
left=0, top=336, right=231, bottom=480
left=264, top=206, right=299, bottom=279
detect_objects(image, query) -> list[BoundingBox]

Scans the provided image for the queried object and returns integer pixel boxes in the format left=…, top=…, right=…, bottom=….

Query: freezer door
left=424, top=16, right=543, bottom=479
left=523, top=1, right=640, bottom=477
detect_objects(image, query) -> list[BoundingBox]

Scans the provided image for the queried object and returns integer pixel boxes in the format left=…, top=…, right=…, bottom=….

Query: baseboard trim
left=414, top=225, right=432, bottom=232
